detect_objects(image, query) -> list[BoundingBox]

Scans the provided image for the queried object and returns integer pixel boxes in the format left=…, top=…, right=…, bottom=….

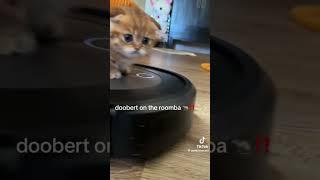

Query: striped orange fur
left=110, top=0, right=139, bottom=9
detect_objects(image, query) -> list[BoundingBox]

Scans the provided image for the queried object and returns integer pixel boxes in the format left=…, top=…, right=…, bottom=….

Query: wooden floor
left=110, top=52, right=211, bottom=179
left=214, top=0, right=320, bottom=179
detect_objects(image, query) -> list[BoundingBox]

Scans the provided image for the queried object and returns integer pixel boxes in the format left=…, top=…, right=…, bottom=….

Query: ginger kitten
left=110, top=7, right=160, bottom=79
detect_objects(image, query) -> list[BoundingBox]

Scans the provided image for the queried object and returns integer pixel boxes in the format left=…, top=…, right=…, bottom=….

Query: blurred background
left=134, top=0, right=210, bottom=55
left=214, top=0, right=320, bottom=179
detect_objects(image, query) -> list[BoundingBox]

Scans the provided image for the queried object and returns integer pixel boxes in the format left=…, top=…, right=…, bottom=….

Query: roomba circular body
left=0, top=8, right=108, bottom=179
left=212, top=37, right=275, bottom=180
left=110, top=65, right=196, bottom=158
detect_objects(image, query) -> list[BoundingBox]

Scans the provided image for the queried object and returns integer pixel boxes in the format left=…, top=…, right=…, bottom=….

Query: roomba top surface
left=0, top=9, right=107, bottom=135
left=212, top=37, right=275, bottom=137
left=0, top=13, right=106, bottom=89
left=211, top=37, right=275, bottom=180
left=110, top=65, right=195, bottom=106
left=110, top=65, right=196, bottom=158
left=110, top=67, right=162, bottom=90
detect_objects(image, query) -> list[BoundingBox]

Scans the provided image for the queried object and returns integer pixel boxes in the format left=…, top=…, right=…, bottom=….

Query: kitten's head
left=110, top=7, right=160, bottom=59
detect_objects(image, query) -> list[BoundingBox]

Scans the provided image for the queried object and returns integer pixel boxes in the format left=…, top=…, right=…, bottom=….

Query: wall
left=134, top=0, right=146, bottom=9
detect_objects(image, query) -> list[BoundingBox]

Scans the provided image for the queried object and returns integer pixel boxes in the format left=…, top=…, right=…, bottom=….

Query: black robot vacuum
left=110, top=64, right=196, bottom=158
left=0, top=7, right=196, bottom=178
left=83, top=9, right=197, bottom=158
left=0, top=8, right=108, bottom=179
left=211, top=36, right=276, bottom=180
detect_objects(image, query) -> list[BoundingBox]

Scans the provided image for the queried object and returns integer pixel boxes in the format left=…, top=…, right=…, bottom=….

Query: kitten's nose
left=134, top=45, right=142, bottom=50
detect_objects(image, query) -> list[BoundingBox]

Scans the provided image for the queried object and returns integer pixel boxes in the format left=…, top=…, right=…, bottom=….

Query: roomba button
left=84, top=37, right=107, bottom=51
left=136, top=72, right=154, bottom=79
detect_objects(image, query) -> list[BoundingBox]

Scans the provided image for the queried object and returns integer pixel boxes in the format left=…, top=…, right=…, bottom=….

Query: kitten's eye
left=123, top=34, right=133, bottom=43
left=142, top=37, right=150, bottom=45
left=160, top=7, right=163, bottom=10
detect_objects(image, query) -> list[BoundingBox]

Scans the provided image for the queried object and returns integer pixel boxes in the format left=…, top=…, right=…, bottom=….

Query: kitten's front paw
left=110, top=70, right=122, bottom=79
left=33, top=20, right=64, bottom=42
left=120, top=66, right=132, bottom=75
left=15, top=32, right=37, bottom=54
left=0, top=36, right=16, bottom=55
left=0, top=32, right=37, bottom=55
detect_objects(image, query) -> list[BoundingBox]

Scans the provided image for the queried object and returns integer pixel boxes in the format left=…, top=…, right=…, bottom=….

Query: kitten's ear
left=110, top=8, right=125, bottom=23
left=148, top=16, right=161, bottom=30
